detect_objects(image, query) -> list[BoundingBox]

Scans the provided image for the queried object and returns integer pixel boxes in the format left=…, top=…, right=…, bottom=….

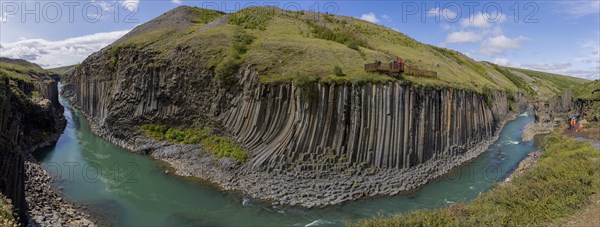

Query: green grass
left=353, top=132, right=600, bottom=227
left=47, top=64, right=79, bottom=75
left=0, top=194, right=17, bottom=227
left=228, top=7, right=276, bottom=30
left=215, top=28, right=255, bottom=86
left=189, top=6, right=225, bottom=24
left=492, top=64, right=535, bottom=96
left=509, top=67, right=589, bottom=96
left=106, top=6, right=586, bottom=97
left=573, top=80, right=600, bottom=101
left=142, top=124, right=248, bottom=164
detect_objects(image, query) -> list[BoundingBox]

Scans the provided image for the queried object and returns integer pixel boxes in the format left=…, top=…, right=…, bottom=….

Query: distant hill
left=48, top=64, right=79, bottom=76
left=0, top=57, right=51, bottom=82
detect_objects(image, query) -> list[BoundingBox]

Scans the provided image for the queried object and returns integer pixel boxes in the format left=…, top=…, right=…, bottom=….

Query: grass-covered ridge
left=101, top=6, right=587, bottom=96
left=353, top=132, right=600, bottom=226
left=142, top=124, right=248, bottom=164
left=0, top=57, right=48, bottom=83
left=48, top=64, right=79, bottom=76
left=573, top=80, right=600, bottom=101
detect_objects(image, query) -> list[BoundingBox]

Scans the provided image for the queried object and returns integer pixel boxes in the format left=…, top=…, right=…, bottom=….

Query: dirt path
left=560, top=122, right=600, bottom=141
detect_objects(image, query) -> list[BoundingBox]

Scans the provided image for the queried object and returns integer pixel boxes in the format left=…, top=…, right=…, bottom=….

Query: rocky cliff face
left=533, top=91, right=573, bottom=125
left=62, top=48, right=524, bottom=206
left=0, top=74, right=63, bottom=224
left=222, top=75, right=510, bottom=174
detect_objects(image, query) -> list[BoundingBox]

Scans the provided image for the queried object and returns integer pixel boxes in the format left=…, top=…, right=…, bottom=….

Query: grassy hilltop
left=95, top=6, right=587, bottom=97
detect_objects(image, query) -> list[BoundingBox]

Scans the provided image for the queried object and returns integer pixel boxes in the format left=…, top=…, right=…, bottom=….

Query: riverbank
left=63, top=91, right=521, bottom=208
left=354, top=132, right=600, bottom=226
left=23, top=120, right=96, bottom=226
left=25, top=161, right=95, bottom=227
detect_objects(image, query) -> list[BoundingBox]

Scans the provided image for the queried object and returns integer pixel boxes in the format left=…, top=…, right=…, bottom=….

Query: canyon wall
left=0, top=76, right=63, bottom=224
left=221, top=79, right=510, bottom=174
left=63, top=57, right=523, bottom=206
left=64, top=51, right=516, bottom=176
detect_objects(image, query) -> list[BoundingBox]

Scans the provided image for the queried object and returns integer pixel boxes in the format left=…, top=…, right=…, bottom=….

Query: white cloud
left=520, top=62, right=599, bottom=80
left=461, top=12, right=506, bottom=29
left=381, top=15, right=392, bottom=22
left=120, top=0, right=139, bottom=12
left=521, top=63, right=572, bottom=71
left=559, top=1, right=600, bottom=17
left=426, top=7, right=457, bottom=19
left=480, top=35, right=528, bottom=56
left=445, top=31, right=482, bottom=43
left=493, top=58, right=510, bottom=66
left=360, top=12, right=379, bottom=23
left=171, top=0, right=182, bottom=4
left=0, top=30, right=129, bottom=68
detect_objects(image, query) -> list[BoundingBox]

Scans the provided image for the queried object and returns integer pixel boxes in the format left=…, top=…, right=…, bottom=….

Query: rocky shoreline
left=521, top=122, right=553, bottom=142
left=502, top=152, right=538, bottom=185
left=22, top=115, right=96, bottom=226
left=25, top=161, right=96, bottom=227
left=66, top=98, right=520, bottom=208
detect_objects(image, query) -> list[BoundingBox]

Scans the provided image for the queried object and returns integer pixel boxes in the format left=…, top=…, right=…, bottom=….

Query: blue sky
left=0, top=0, right=598, bottom=80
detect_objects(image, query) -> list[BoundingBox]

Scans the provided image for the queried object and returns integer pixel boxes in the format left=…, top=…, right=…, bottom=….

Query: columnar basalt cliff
left=222, top=78, right=510, bottom=173
left=0, top=72, right=63, bottom=224
left=62, top=53, right=521, bottom=206
left=0, top=58, right=95, bottom=226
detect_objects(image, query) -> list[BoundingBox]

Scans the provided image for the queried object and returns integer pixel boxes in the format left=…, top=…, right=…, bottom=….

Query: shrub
left=293, top=72, right=316, bottom=100
left=306, top=20, right=368, bottom=49
left=481, top=86, right=494, bottom=108
left=346, top=40, right=361, bottom=50
left=215, top=29, right=255, bottom=86
left=215, top=57, right=240, bottom=86
left=0, top=195, right=17, bottom=227
left=164, top=128, right=185, bottom=142
left=333, top=66, right=345, bottom=77
left=228, top=7, right=275, bottom=30
left=141, top=124, right=248, bottom=164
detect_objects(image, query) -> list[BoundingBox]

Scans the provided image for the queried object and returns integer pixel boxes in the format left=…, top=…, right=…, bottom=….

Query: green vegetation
left=0, top=59, right=51, bottom=102
left=492, top=64, right=535, bottom=96
left=333, top=66, right=345, bottom=77
left=509, top=67, right=589, bottom=96
left=0, top=58, right=47, bottom=83
left=142, top=124, right=248, bottom=163
left=215, top=28, right=255, bottom=86
left=306, top=19, right=368, bottom=51
left=354, top=132, right=600, bottom=226
left=108, top=6, right=587, bottom=97
left=228, top=7, right=275, bottom=30
left=481, top=86, right=494, bottom=108
left=0, top=194, right=17, bottom=227
left=47, top=64, right=79, bottom=75
left=189, top=7, right=225, bottom=24
left=573, top=80, right=600, bottom=101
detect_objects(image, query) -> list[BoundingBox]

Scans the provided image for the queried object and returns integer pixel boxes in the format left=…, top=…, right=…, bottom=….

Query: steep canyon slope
left=61, top=6, right=587, bottom=207
left=0, top=58, right=63, bottom=223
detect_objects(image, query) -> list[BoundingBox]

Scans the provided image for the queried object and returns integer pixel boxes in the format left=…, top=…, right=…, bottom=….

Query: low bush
left=141, top=124, right=247, bottom=163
